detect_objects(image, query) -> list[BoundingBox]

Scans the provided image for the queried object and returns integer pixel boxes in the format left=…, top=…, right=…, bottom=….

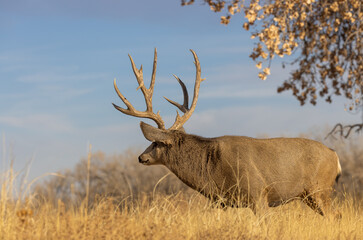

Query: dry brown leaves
left=182, top=0, right=362, bottom=113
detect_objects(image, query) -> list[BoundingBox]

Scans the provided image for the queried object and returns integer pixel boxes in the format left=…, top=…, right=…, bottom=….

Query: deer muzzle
left=138, top=155, right=150, bottom=165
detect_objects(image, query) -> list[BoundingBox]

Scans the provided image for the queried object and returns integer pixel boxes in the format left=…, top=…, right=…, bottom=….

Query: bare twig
left=325, top=123, right=363, bottom=139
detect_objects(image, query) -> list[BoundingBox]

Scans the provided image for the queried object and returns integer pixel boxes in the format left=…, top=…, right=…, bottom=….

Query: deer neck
left=162, top=134, right=216, bottom=193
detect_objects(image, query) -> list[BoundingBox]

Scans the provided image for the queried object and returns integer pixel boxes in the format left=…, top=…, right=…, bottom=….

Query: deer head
left=112, top=49, right=205, bottom=165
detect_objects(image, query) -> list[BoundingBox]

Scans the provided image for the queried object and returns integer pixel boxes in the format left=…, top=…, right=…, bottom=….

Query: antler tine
left=150, top=48, right=157, bottom=92
left=113, top=78, right=136, bottom=113
left=164, top=74, right=189, bottom=113
left=169, top=49, right=204, bottom=130
left=112, top=50, right=166, bottom=129
left=128, top=49, right=159, bottom=113
left=128, top=54, right=144, bottom=89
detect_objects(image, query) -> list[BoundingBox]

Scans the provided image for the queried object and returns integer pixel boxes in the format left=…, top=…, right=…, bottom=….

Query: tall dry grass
left=1, top=132, right=363, bottom=239
left=1, top=192, right=362, bottom=239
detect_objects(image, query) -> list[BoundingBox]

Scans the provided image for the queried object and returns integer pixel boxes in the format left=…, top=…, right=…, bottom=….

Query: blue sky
left=0, top=0, right=360, bottom=180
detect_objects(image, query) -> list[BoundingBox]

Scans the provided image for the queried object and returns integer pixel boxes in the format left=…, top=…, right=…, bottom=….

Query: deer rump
left=113, top=49, right=342, bottom=216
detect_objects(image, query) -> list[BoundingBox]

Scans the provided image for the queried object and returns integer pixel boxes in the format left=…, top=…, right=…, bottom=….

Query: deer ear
left=178, top=126, right=186, bottom=133
left=140, top=121, right=172, bottom=144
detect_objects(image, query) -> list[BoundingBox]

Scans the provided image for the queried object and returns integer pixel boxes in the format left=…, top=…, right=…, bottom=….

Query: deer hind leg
left=301, top=190, right=338, bottom=218
left=315, top=190, right=342, bottom=220
left=301, top=192, right=325, bottom=216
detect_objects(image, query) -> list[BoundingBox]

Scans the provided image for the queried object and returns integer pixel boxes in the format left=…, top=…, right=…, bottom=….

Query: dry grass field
left=0, top=192, right=362, bottom=240
left=1, top=133, right=363, bottom=239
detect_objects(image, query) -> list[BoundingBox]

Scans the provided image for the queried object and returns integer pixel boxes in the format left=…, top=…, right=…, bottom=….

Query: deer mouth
left=138, top=156, right=150, bottom=165
left=140, top=160, right=150, bottom=165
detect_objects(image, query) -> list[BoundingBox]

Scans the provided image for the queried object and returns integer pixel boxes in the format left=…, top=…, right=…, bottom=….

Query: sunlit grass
left=0, top=192, right=362, bottom=240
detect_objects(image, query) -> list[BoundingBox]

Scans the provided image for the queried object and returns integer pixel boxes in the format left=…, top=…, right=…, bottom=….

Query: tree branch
left=325, top=123, right=363, bottom=139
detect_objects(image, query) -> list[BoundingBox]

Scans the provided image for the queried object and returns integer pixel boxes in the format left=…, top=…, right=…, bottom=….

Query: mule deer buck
left=113, top=49, right=342, bottom=216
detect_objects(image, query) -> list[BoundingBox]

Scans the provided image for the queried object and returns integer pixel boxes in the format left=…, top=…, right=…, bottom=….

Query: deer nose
left=138, top=156, right=143, bottom=163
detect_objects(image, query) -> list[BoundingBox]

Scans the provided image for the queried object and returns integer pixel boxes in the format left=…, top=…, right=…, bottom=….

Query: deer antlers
left=113, top=49, right=204, bottom=130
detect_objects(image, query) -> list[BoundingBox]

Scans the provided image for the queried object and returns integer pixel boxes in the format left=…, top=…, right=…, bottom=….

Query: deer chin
left=140, top=160, right=150, bottom=165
